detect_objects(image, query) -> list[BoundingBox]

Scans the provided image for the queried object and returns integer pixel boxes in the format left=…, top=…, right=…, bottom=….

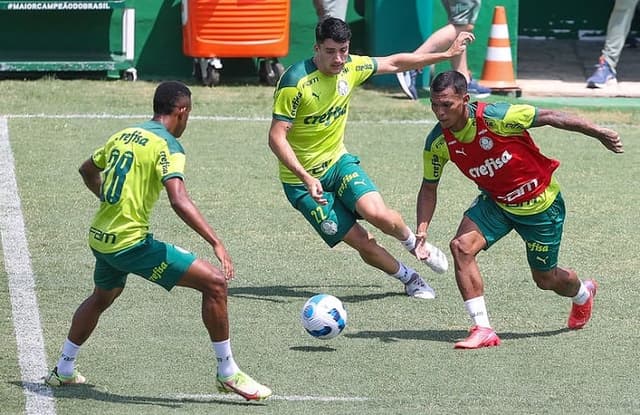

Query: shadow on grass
left=289, top=345, right=338, bottom=352
left=9, top=381, right=264, bottom=408
left=228, top=284, right=404, bottom=303
left=345, top=327, right=570, bottom=343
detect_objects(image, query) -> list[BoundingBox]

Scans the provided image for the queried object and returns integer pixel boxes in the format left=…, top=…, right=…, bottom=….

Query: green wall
left=133, top=0, right=519, bottom=83
left=0, top=0, right=517, bottom=83
left=519, top=0, right=639, bottom=39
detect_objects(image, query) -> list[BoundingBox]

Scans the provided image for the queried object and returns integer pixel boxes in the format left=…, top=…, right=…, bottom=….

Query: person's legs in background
left=397, top=0, right=490, bottom=99
left=587, top=0, right=640, bottom=88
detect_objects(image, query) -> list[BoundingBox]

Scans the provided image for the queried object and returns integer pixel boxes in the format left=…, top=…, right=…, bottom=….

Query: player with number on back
left=44, top=81, right=272, bottom=401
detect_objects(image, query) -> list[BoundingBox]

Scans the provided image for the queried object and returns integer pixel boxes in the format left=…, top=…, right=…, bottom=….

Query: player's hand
left=213, top=245, right=235, bottom=280
left=414, top=231, right=431, bottom=260
left=304, top=176, right=328, bottom=205
left=598, top=128, right=624, bottom=153
left=447, top=32, right=475, bottom=58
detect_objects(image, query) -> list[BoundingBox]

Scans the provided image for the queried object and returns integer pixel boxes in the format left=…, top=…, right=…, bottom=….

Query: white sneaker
left=404, top=273, right=436, bottom=299
left=419, top=242, right=449, bottom=274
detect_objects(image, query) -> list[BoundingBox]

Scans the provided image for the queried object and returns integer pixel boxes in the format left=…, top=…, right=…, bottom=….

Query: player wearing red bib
left=416, top=70, right=624, bottom=349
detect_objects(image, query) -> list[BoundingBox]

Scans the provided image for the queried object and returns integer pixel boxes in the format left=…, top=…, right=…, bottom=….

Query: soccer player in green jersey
left=416, top=70, right=624, bottom=349
left=268, top=18, right=473, bottom=300
left=44, top=81, right=272, bottom=401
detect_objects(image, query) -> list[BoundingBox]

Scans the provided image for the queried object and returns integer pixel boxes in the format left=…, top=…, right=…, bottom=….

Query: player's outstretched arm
left=534, top=109, right=624, bottom=154
left=164, top=177, right=235, bottom=279
left=375, top=32, right=474, bottom=75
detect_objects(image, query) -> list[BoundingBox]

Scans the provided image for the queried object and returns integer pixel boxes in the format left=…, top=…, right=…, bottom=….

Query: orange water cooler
left=181, top=0, right=290, bottom=86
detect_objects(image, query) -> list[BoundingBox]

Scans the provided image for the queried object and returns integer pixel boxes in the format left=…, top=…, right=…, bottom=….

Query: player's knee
left=365, top=209, right=400, bottom=234
left=531, top=269, right=558, bottom=291
left=89, top=288, right=121, bottom=311
left=192, top=264, right=228, bottom=298
left=456, top=23, right=475, bottom=33
left=203, top=273, right=228, bottom=299
left=449, top=237, right=472, bottom=259
left=533, top=275, right=553, bottom=290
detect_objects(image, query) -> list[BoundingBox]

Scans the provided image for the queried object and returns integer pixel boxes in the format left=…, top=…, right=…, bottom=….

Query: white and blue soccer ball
left=301, top=294, right=347, bottom=340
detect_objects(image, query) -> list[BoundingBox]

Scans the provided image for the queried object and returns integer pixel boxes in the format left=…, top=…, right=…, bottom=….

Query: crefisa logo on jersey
left=337, top=79, right=349, bottom=96
left=479, top=136, right=493, bottom=150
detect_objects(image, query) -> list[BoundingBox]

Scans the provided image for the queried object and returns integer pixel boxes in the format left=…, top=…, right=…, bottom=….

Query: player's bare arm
left=164, top=177, right=235, bottom=279
left=534, top=108, right=624, bottom=153
left=78, top=158, right=103, bottom=199
left=268, top=119, right=328, bottom=205
left=415, top=180, right=439, bottom=260
left=375, top=31, right=474, bottom=75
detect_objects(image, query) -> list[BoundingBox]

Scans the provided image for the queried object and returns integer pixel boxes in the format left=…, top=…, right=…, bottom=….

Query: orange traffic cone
left=479, top=6, right=521, bottom=96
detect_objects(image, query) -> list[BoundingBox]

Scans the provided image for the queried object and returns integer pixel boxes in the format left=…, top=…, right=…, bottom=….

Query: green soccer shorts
left=465, top=192, right=566, bottom=271
left=441, top=0, right=482, bottom=25
left=283, top=153, right=378, bottom=247
left=92, top=233, right=197, bottom=291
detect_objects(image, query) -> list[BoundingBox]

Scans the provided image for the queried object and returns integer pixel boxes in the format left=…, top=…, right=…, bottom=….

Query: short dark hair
left=153, top=81, right=191, bottom=115
left=315, top=17, right=351, bottom=44
left=430, top=71, right=468, bottom=95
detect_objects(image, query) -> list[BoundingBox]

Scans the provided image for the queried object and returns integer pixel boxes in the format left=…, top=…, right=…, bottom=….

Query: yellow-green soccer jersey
left=423, top=102, right=560, bottom=215
left=272, top=55, right=377, bottom=183
left=88, top=120, right=186, bottom=253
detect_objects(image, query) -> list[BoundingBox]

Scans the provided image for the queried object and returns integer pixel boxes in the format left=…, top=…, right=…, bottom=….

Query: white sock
left=212, top=339, right=240, bottom=378
left=57, top=338, right=81, bottom=376
left=400, top=228, right=416, bottom=252
left=572, top=281, right=590, bottom=305
left=464, top=296, right=491, bottom=328
left=391, top=262, right=414, bottom=284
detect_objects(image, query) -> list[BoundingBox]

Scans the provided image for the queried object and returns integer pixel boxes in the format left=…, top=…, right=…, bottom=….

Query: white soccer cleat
left=419, top=242, right=449, bottom=274
left=404, top=273, right=436, bottom=299
left=216, top=370, right=272, bottom=401
left=44, top=367, right=86, bottom=386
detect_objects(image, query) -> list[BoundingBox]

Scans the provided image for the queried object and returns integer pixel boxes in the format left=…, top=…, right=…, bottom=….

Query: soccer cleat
left=396, top=70, right=419, bottom=100
left=404, top=273, right=436, bottom=299
left=419, top=241, right=449, bottom=274
left=44, top=367, right=86, bottom=386
left=216, top=370, right=272, bottom=401
left=568, top=279, right=598, bottom=330
left=454, top=326, right=501, bottom=349
left=467, top=78, right=491, bottom=98
left=586, top=58, right=617, bottom=88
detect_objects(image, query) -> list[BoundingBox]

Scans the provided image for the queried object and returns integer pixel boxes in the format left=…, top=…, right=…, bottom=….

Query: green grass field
left=1, top=79, right=639, bottom=415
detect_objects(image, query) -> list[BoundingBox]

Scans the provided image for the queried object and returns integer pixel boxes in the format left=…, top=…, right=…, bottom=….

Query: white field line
left=0, top=117, right=56, bottom=414
left=174, top=393, right=369, bottom=402
left=2, top=111, right=384, bottom=414
left=3, top=113, right=436, bottom=125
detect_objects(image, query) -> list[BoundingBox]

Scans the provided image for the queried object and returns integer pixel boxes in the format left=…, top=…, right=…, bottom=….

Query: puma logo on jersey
left=455, top=149, right=467, bottom=156
left=312, top=92, right=320, bottom=100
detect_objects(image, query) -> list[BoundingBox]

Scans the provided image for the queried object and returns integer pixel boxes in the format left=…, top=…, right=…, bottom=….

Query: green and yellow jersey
left=89, top=120, right=186, bottom=253
left=272, top=55, right=377, bottom=183
left=423, top=102, right=560, bottom=215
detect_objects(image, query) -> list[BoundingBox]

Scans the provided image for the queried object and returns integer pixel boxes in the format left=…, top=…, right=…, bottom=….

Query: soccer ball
left=301, top=294, right=347, bottom=340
